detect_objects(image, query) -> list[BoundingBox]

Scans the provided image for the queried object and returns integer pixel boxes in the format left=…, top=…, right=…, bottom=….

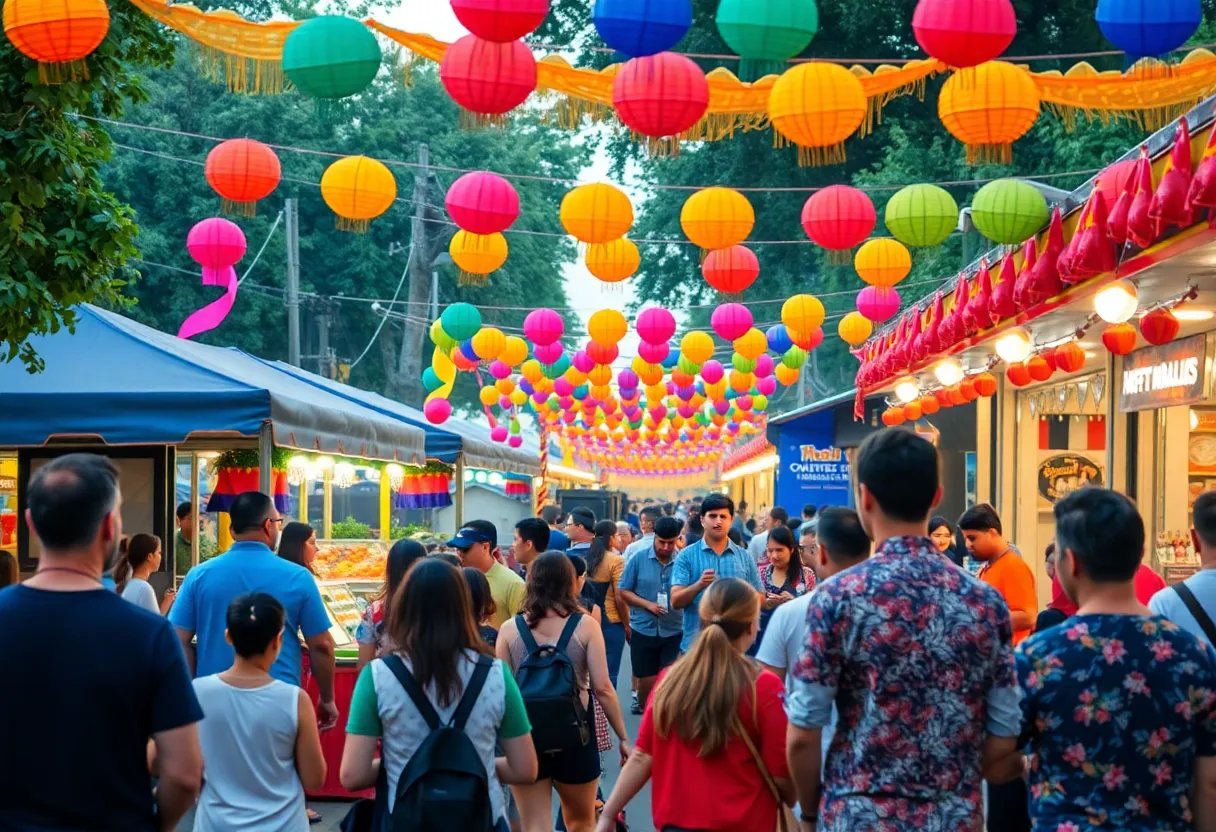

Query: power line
left=349, top=242, right=412, bottom=370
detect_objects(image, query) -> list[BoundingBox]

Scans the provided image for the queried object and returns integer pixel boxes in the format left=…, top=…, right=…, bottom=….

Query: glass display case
left=313, top=539, right=390, bottom=581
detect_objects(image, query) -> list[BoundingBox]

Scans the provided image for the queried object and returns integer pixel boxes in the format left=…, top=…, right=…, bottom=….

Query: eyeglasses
left=266, top=518, right=284, bottom=527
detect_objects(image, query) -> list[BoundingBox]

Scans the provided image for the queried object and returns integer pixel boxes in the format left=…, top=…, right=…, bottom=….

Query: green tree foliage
left=0, top=4, right=175, bottom=371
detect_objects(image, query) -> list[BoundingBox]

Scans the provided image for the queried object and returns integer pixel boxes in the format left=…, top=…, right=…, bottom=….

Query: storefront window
left=174, top=452, right=221, bottom=575
left=0, top=454, right=17, bottom=557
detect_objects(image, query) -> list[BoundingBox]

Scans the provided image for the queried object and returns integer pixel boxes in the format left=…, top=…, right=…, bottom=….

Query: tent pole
left=190, top=453, right=200, bottom=570
left=379, top=472, right=391, bottom=541
left=454, top=456, right=465, bottom=531
left=258, top=423, right=274, bottom=497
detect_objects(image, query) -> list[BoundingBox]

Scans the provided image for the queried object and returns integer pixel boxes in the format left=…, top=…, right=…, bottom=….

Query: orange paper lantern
left=959, top=378, right=979, bottom=401
left=3, top=0, right=109, bottom=82
left=205, top=139, right=281, bottom=216
left=881, top=406, right=906, bottom=426
left=768, top=62, right=867, bottom=166
left=1006, top=363, right=1031, bottom=387
left=919, top=393, right=941, bottom=415
left=1026, top=355, right=1053, bottom=382
left=938, top=60, right=1040, bottom=164
left=903, top=401, right=923, bottom=421
left=1053, top=342, right=1086, bottom=373
left=973, top=372, right=998, bottom=397
left=1102, top=322, right=1138, bottom=356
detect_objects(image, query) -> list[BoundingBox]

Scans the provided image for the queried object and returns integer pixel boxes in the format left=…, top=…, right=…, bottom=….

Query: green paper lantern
left=753, top=393, right=769, bottom=410
left=421, top=367, right=442, bottom=392
left=430, top=318, right=456, bottom=350
left=970, top=179, right=1049, bottom=245
left=782, top=346, right=807, bottom=369
left=885, top=184, right=959, bottom=248
left=716, top=0, right=818, bottom=81
left=731, top=352, right=757, bottom=373
left=677, top=356, right=702, bottom=375
left=542, top=354, right=572, bottom=379
left=440, top=302, right=482, bottom=341
left=283, top=16, right=382, bottom=100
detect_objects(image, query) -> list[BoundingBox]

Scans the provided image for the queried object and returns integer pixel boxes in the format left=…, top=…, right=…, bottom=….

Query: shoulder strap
left=382, top=654, right=442, bottom=732
left=735, top=713, right=780, bottom=804
left=451, top=655, right=493, bottom=732
left=1173, top=583, right=1216, bottom=645
left=556, top=613, right=583, bottom=652
left=515, top=614, right=541, bottom=654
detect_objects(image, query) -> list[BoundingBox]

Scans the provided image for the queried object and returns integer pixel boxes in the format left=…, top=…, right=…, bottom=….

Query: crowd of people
left=5, top=433, right=1216, bottom=831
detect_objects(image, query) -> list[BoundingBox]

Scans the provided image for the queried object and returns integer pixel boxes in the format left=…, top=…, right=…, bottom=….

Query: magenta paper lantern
left=489, top=360, right=511, bottom=379
left=531, top=391, right=548, bottom=405
left=754, top=353, right=775, bottom=378
left=700, top=359, right=725, bottom=384
left=524, top=307, right=564, bottom=346
left=714, top=399, right=731, bottom=415
left=636, top=307, right=677, bottom=344
left=491, top=425, right=509, bottom=442
left=445, top=171, right=520, bottom=235
left=857, top=286, right=901, bottom=323
left=508, top=435, right=523, bottom=448
left=187, top=217, right=247, bottom=269
left=710, top=302, right=753, bottom=341
left=617, top=369, right=639, bottom=388
left=572, top=349, right=595, bottom=373
left=737, top=395, right=753, bottom=410
left=638, top=340, right=670, bottom=363
left=553, top=377, right=573, bottom=396
left=757, top=375, right=777, bottom=395
left=534, top=342, right=564, bottom=363
left=424, top=398, right=452, bottom=424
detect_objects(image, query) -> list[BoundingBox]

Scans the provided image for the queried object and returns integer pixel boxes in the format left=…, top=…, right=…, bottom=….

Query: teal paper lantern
left=715, top=0, right=819, bottom=81
left=885, top=184, right=959, bottom=248
left=970, top=179, right=1049, bottom=245
left=421, top=367, right=442, bottom=392
left=440, top=302, right=482, bottom=341
left=283, top=16, right=382, bottom=100
left=542, top=354, right=572, bottom=379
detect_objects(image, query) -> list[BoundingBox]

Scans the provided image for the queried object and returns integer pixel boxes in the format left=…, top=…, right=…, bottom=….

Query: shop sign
left=0, top=477, right=14, bottom=491
left=1037, top=454, right=1104, bottom=503
left=1119, top=333, right=1207, bottom=412
left=777, top=411, right=852, bottom=510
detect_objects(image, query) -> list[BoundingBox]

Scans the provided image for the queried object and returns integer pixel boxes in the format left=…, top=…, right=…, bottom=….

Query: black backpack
left=513, top=613, right=590, bottom=754
left=382, top=653, right=495, bottom=832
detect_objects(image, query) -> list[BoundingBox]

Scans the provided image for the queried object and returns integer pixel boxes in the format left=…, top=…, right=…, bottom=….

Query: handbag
left=735, top=716, right=798, bottom=832
left=593, top=693, right=613, bottom=752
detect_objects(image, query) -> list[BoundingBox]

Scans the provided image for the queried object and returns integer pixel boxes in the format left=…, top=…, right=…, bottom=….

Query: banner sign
left=776, top=410, right=852, bottom=511
left=1037, top=453, right=1104, bottom=503
left=1119, top=333, right=1207, bottom=412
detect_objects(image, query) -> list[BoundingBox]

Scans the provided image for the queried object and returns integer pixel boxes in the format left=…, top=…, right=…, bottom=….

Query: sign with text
left=1119, top=333, right=1207, bottom=412
left=776, top=411, right=852, bottom=512
left=1037, top=453, right=1104, bottom=504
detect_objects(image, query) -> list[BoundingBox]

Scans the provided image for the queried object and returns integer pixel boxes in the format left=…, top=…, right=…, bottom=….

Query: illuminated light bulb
left=1094, top=280, right=1138, bottom=324
left=315, top=455, right=335, bottom=470
left=894, top=377, right=920, bottom=403
left=933, top=358, right=964, bottom=387
left=994, top=328, right=1032, bottom=364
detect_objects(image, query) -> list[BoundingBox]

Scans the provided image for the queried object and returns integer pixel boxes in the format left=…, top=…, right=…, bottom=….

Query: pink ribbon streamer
left=177, top=266, right=237, bottom=340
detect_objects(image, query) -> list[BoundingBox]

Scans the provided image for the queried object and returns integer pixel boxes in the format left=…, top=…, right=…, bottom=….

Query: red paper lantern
left=1026, top=355, right=1053, bottom=382
left=586, top=340, right=619, bottom=365
left=882, top=406, right=906, bottom=426
left=440, top=35, right=537, bottom=119
left=702, top=245, right=760, bottom=294
left=450, top=0, right=549, bottom=42
left=801, top=185, right=876, bottom=253
left=935, top=388, right=955, bottom=407
left=204, top=139, right=281, bottom=215
left=973, top=372, right=998, bottom=397
left=920, top=393, right=941, bottom=415
left=903, top=401, right=923, bottom=421
left=1054, top=342, right=1086, bottom=373
left=1102, top=322, right=1138, bottom=355
left=912, top=0, right=1017, bottom=69
left=613, top=53, right=710, bottom=145
left=1006, top=363, right=1032, bottom=387
left=445, top=171, right=520, bottom=235
left=1140, top=308, right=1180, bottom=346
left=948, top=386, right=967, bottom=406
left=959, top=378, right=979, bottom=401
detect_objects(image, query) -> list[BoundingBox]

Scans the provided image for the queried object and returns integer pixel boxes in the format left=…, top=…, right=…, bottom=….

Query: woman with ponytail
left=116, top=534, right=174, bottom=615
left=597, top=577, right=795, bottom=832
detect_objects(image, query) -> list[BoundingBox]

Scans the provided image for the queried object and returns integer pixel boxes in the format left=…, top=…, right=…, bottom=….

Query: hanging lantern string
left=1142, top=283, right=1200, bottom=316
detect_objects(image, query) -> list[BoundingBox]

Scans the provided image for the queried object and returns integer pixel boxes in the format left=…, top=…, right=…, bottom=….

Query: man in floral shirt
left=1016, top=487, right=1216, bottom=830
left=786, top=428, right=1022, bottom=832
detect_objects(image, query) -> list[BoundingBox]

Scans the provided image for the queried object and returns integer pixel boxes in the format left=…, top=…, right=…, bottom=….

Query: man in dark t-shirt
left=0, top=454, right=203, bottom=830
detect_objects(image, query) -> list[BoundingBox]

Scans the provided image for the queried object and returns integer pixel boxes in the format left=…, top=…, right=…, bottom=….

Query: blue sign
left=775, top=410, right=852, bottom=512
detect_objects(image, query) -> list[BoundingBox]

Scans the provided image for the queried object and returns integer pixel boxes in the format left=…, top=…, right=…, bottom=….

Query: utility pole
left=396, top=143, right=439, bottom=406
left=285, top=198, right=301, bottom=367
left=317, top=305, right=331, bottom=379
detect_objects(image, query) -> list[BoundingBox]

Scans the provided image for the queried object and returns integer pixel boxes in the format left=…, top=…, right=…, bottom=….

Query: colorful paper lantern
left=440, top=35, right=537, bottom=122
left=636, top=307, right=676, bottom=344
left=715, top=0, right=819, bottom=80
left=801, top=185, right=876, bottom=255
left=593, top=0, right=692, bottom=58
left=838, top=311, right=873, bottom=346
left=500, top=336, right=529, bottom=366
left=1053, top=342, right=1086, bottom=373
left=1095, top=0, right=1201, bottom=59
left=768, top=63, right=867, bottom=166
left=2, top=0, right=109, bottom=81
left=702, top=245, right=760, bottom=295
left=1026, top=355, right=1053, bottom=382
left=733, top=328, right=769, bottom=360
left=282, top=16, right=381, bottom=100
left=586, top=238, right=641, bottom=283
left=589, top=309, right=628, bottom=346
left=854, top=239, right=912, bottom=288
left=711, top=303, right=754, bottom=341
left=970, top=179, right=1050, bottom=245
left=449, top=231, right=508, bottom=284
left=781, top=294, right=826, bottom=334
left=856, top=286, right=901, bottom=323
left=441, top=303, right=483, bottom=342
left=1102, top=322, right=1137, bottom=355
left=884, top=184, right=958, bottom=248
left=450, top=0, right=549, bottom=42
left=561, top=183, right=634, bottom=244
left=445, top=171, right=520, bottom=235
left=320, top=156, right=397, bottom=232
left=613, top=53, right=709, bottom=149
left=911, top=0, right=1016, bottom=68
left=186, top=218, right=246, bottom=270
left=766, top=324, right=794, bottom=354
left=973, top=372, right=999, bottom=397
left=424, top=398, right=452, bottom=424
left=1006, top=363, right=1031, bottom=387
left=774, top=364, right=800, bottom=385
left=681, top=188, right=755, bottom=250
left=791, top=327, right=824, bottom=351
left=938, top=61, right=1040, bottom=164
left=523, top=308, right=563, bottom=346
left=881, top=406, right=906, bottom=426
left=1140, top=308, right=1180, bottom=346
left=680, top=331, right=715, bottom=364
left=204, top=139, right=281, bottom=216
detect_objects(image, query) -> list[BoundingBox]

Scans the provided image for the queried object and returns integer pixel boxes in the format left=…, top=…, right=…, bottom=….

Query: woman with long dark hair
left=276, top=522, right=317, bottom=573
left=355, top=539, right=427, bottom=671
left=929, top=516, right=966, bottom=568
left=583, top=519, right=630, bottom=689
left=597, top=578, right=794, bottom=832
left=498, top=551, right=630, bottom=832
left=115, top=534, right=174, bottom=615
left=756, top=525, right=815, bottom=652
left=464, top=566, right=499, bottom=647
left=341, top=559, right=537, bottom=831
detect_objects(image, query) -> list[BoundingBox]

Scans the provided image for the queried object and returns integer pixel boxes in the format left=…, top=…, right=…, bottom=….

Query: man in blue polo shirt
left=171, top=491, right=339, bottom=729
left=671, top=492, right=763, bottom=652
left=619, top=515, right=685, bottom=708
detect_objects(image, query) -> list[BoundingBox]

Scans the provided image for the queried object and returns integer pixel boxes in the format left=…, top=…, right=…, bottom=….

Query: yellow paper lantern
left=320, top=155, right=397, bottom=232
left=591, top=384, right=613, bottom=400
left=588, top=309, right=628, bottom=346
left=775, top=364, right=800, bottom=385
left=633, top=358, right=664, bottom=385
left=782, top=294, right=826, bottom=333
left=521, top=359, right=544, bottom=384
left=768, top=63, right=867, bottom=166
left=471, top=327, right=506, bottom=361
left=499, top=335, right=529, bottom=366
left=732, top=328, right=768, bottom=360
left=588, top=364, right=613, bottom=385
left=586, top=238, right=640, bottom=283
left=680, top=331, right=715, bottom=364
left=680, top=188, right=755, bottom=250
left=938, top=61, right=1040, bottom=165
left=560, top=183, right=633, bottom=244
left=645, top=383, right=668, bottom=401
left=509, top=389, right=528, bottom=406
left=564, top=368, right=589, bottom=386
left=730, top=371, right=755, bottom=393
left=854, top=239, right=912, bottom=288
left=704, top=379, right=727, bottom=399
left=479, top=386, right=499, bottom=406
left=838, top=311, right=873, bottom=346
left=450, top=231, right=508, bottom=285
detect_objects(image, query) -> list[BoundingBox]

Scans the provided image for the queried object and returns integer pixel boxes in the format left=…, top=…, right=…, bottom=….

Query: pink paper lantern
left=524, top=307, right=564, bottom=346
left=531, top=391, right=548, bottom=405
left=714, top=399, right=731, bottom=415
left=754, top=354, right=775, bottom=378
left=424, top=398, right=452, bottom=424
left=508, top=434, right=523, bottom=448
left=572, top=349, right=595, bottom=373
left=636, top=307, right=677, bottom=344
left=710, top=302, right=753, bottom=341
left=638, top=340, right=670, bottom=363
left=617, top=369, right=639, bottom=388
left=498, top=395, right=513, bottom=409
left=700, top=359, right=725, bottom=384
left=489, top=360, right=511, bottom=379
left=737, top=395, right=753, bottom=410
left=534, top=342, right=564, bottom=364
left=491, top=425, right=509, bottom=442
left=553, top=377, right=574, bottom=396
left=757, top=376, right=777, bottom=395
left=445, top=171, right=520, bottom=235
left=857, top=286, right=901, bottom=323
left=187, top=218, right=247, bottom=269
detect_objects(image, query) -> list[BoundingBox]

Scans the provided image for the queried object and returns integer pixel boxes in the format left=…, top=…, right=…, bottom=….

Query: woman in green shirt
left=341, top=559, right=537, bottom=831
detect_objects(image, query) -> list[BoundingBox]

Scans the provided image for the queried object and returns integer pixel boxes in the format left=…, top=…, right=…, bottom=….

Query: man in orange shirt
left=959, top=504, right=1037, bottom=646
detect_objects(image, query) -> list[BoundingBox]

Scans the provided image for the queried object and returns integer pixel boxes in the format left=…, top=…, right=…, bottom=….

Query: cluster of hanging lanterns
left=560, top=183, right=639, bottom=286
left=445, top=171, right=521, bottom=285
left=438, top=0, right=546, bottom=125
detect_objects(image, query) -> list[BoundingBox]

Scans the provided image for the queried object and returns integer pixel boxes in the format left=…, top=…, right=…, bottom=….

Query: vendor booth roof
left=263, top=359, right=541, bottom=476
left=0, top=306, right=427, bottom=462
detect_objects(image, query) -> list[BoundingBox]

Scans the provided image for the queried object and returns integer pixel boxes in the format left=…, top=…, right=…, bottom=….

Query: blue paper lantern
left=593, top=0, right=693, bottom=58
left=1095, top=0, right=1202, bottom=58
left=459, top=339, right=479, bottom=362
left=766, top=324, right=794, bottom=354
left=661, top=345, right=680, bottom=369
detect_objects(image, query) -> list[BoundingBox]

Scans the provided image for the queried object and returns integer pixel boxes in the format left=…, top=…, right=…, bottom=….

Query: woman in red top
left=597, top=578, right=794, bottom=832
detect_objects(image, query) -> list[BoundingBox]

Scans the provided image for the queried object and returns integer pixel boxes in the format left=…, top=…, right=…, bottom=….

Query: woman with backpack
left=497, top=551, right=630, bottom=832
left=583, top=520, right=630, bottom=690
left=596, top=578, right=795, bottom=832
left=341, top=558, right=537, bottom=832
left=354, top=538, right=427, bottom=671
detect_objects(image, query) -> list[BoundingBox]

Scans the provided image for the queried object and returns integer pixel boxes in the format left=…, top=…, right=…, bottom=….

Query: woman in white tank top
left=192, top=592, right=327, bottom=831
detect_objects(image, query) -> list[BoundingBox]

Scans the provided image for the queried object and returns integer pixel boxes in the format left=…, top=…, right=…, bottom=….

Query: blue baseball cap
left=446, top=526, right=495, bottom=549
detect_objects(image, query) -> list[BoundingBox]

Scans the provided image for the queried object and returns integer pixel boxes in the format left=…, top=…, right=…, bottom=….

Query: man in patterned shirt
left=786, top=428, right=1023, bottom=832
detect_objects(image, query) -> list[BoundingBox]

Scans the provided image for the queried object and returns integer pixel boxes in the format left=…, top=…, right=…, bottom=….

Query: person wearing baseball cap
left=447, top=519, right=524, bottom=628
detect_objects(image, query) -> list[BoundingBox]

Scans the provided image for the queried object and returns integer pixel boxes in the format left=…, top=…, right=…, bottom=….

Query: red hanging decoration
left=440, top=36, right=538, bottom=124
left=1013, top=235, right=1037, bottom=309
left=1054, top=342, right=1086, bottom=373
left=968, top=258, right=997, bottom=329
left=911, top=0, right=1016, bottom=68
left=925, top=293, right=946, bottom=354
left=1102, top=322, right=1138, bottom=355
left=450, top=0, right=549, bottom=42
left=1126, top=147, right=1156, bottom=249
left=702, top=245, right=760, bottom=294
left=1065, top=190, right=1117, bottom=284
left=801, top=185, right=876, bottom=256
left=1095, top=158, right=1139, bottom=208
left=1149, top=119, right=1194, bottom=235
left=1140, top=308, right=1180, bottom=346
left=613, top=53, right=710, bottom=152
left=204, top=139, right=281, bottom=216
left=1025, top=207, right=1064, bottom=302
left=992, top=252, right=1017, bottom=320
left=1188, top=126, right=1216, bottom=211
left=1026, top=355, right=1053, bottom=382
left=1006, top=362, right=1032, bottom=387
left=973, top=372, right=998, bottom=397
